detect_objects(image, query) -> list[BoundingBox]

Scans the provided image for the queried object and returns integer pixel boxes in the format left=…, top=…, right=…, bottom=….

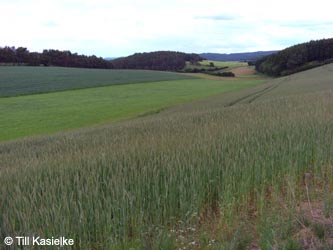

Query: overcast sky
left=1, top=0, right=332, bottom=57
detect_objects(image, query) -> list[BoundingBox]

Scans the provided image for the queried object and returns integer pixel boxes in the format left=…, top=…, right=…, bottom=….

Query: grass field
left=184, top=60, right=247, bottom=71
left=0, top=66, right=195, bottom=97
left=199, top=60, right=247, bottom=68
left=0, top=77, right=263, bottom=141
left=1, top=65, right=333, bottom=249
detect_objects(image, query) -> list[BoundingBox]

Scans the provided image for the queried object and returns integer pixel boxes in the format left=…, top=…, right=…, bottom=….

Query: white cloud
left=0, top=0, right=332, bottom=56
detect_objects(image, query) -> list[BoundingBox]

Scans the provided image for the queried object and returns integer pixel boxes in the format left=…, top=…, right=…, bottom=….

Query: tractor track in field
left=323, top=64, right=333, bottom=72
left=225, top=76, right=289, bottom=107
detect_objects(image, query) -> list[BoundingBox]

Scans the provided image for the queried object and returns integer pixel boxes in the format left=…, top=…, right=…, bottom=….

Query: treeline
left=0, top=47, right=111, bottom=68
left=255, top=38, right=333, bottom=76
left=0, top=47, right=203, bottom=71
left=111, top=51, right=203, bottom=71
left=208, top=71, right=235, bottom=77
left=182, top=66, right=229, bottom=73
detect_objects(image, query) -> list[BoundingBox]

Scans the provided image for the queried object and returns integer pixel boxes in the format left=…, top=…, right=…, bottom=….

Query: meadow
left=0, top=66, right=195, bottom=97
left=199, top=60, right=248, bottom=68
left=1, top=65, right=333, bottom=249
left=0, top=76, right=263, bottom=141
left=183, top=60, right=247, bottom=72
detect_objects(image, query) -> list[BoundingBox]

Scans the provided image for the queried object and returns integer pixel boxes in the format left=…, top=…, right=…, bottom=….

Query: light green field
left=0, top=78, right=263, bottom=141
left=185, top=60, right=247, bottom=71
left=200, top=60, right=247, bottom=68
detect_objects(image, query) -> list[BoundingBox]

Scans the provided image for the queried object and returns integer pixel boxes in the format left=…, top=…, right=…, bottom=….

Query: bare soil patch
left=230, top=66, right=256, bottom=75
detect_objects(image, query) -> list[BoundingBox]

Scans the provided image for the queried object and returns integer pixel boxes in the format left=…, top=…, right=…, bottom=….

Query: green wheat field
left=1, top=64, right=333, bottom=249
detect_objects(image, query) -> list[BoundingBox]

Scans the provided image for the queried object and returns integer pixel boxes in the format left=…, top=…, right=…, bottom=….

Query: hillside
left=1, top=64, right=332, bottom=249
left=200, top=50, right=278, bottom=62
left=255, top=38, right=333, bottom=76
left=165, top=63, right=333, bottom=111
left=224, top=63, right=333, bottom=105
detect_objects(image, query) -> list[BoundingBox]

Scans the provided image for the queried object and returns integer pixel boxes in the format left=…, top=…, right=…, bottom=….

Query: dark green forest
left=111, top=51, right=203, bottom=71
left=0, top=47, right=202, bottom=71
left=255, top=38, right=333, bottom=76
left=0, top=47, right=111, bottom=68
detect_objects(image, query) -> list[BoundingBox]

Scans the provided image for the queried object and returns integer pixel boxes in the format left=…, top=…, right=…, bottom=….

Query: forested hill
left=111, top=51, right=203, bottom=71
left=255, top=38, right=333, bottom=76
left=200, top=51, right=278, bottom=62
left=0, top=47, right=203, bottom=71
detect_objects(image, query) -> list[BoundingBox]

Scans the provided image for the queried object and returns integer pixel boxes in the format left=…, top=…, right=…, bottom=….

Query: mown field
left=0, top=66, right=195, bottom=97
left=1, top=65, right=333, bottom=249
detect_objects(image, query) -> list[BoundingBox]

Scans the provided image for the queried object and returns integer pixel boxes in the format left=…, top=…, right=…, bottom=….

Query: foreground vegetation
left=0, top=78, right=262, bottom=141
left=1, top=65, right=332, bottom=249
left=0, top=66, right=195, bottom=97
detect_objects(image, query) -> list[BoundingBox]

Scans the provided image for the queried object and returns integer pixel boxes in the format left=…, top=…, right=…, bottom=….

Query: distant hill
left=200, top=51, right=278, bottom=62
left=111, top=51, right=204, bottom=71
left=255, top=38, right=333, bottom=76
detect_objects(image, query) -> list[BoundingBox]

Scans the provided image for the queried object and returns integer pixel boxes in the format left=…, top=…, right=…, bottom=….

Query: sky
left=1, top=0, right=333, bottom=57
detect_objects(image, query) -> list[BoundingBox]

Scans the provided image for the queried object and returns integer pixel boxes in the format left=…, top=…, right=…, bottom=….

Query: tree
left=15, top=47, right=29, bottom=64
left=0, top=46, right=16, bottom=63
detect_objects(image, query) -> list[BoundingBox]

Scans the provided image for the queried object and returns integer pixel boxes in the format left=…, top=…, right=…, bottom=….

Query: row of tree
left=0, top=47, right=111, bottom=68
left=0, top=47, right=204, bottom=71
left=182, top=66, right=228, bottom=73
left=255, top=38, right=333, bottom=76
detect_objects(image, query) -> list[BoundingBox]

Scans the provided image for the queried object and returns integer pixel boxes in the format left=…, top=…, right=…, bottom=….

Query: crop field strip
left=0, top=66, right=196, bottom=97
left=0, top=65, right=267, bottom=143
left=0, top=71, right=263, bottom=141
